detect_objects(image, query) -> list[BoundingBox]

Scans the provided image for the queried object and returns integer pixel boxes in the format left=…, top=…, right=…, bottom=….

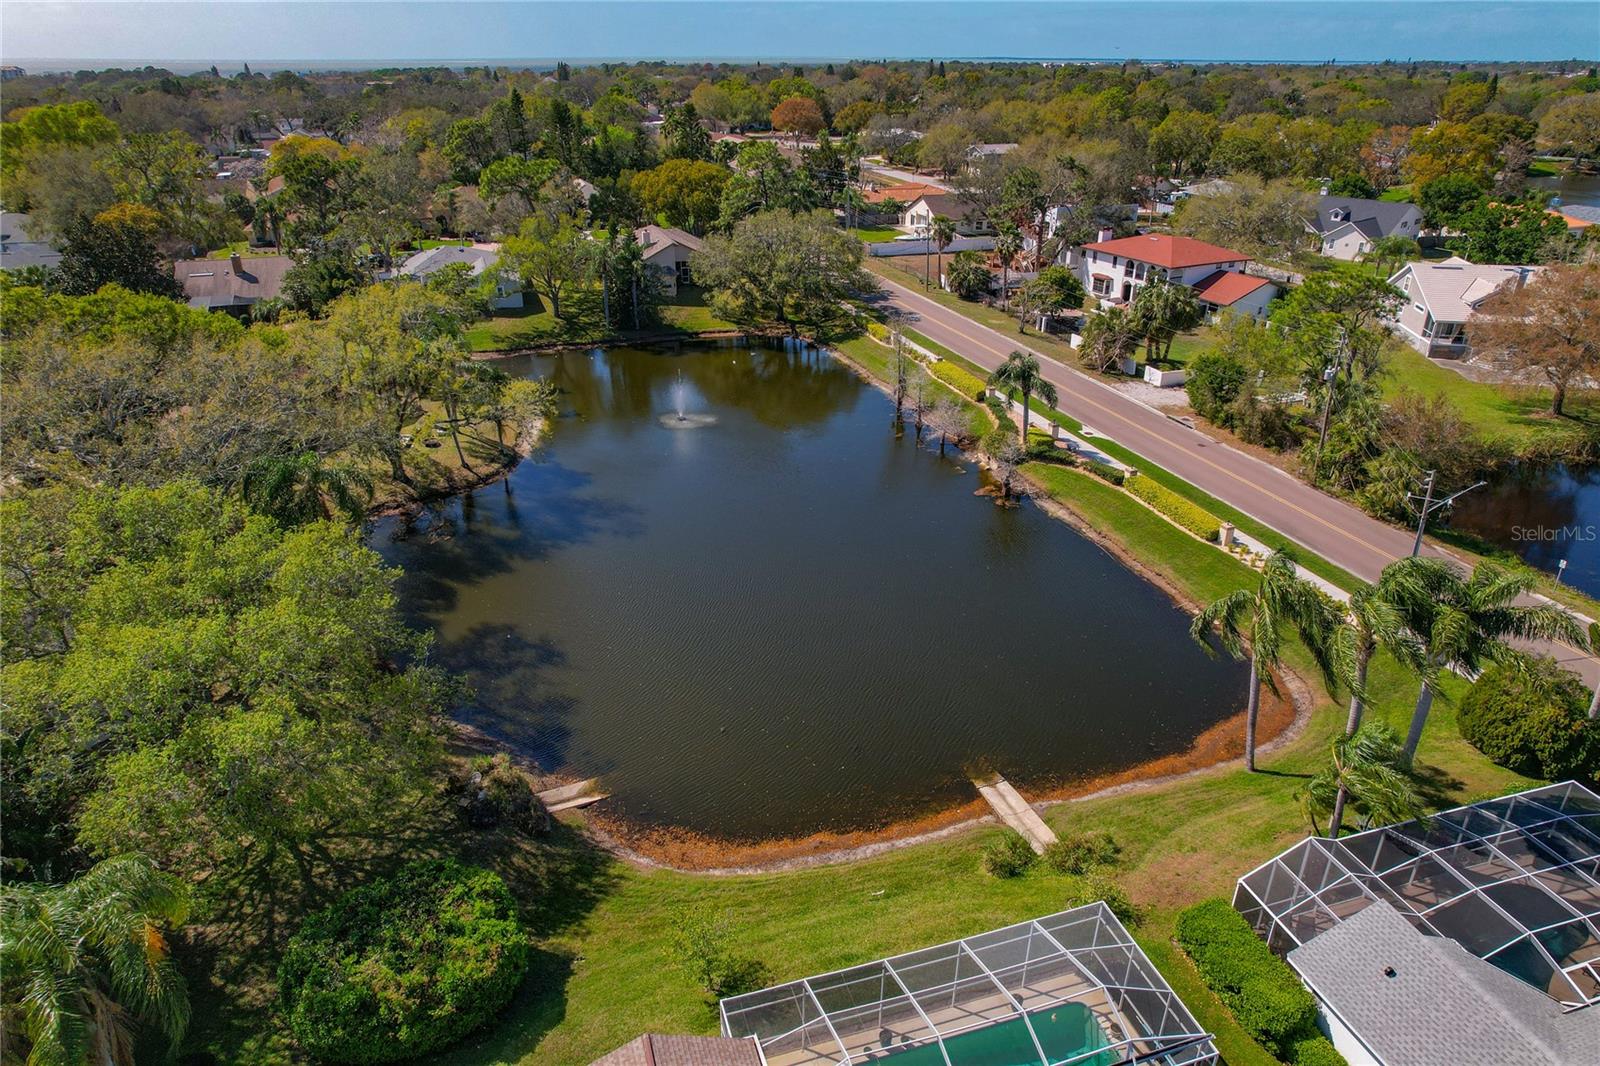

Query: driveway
left=869, top=272, right=1600, bottom=684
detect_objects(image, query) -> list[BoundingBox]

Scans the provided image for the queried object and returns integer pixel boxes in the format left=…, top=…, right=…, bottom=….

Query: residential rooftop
left=1235, top=781, right=1600, bottom=1065
left=1080, top=234, right=1249, bottom=270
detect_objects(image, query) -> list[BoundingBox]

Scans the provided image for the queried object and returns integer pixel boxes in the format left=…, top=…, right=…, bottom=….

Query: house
left=635, top=225, right=705, bottom=295
left=0, top=212, right=63, bottom=273
left=901, top=192, right=993, bottom=237
left=967, top=142, right=1019, bottom=160
left=174, top=254, right=294, bottom=316
left=1076, top=233, right=1278, bottom=319
left=1550, top=203, right=1600, bottom=234
left=1307, top=196, right=1424, bottom=260
left=722, top=903, right=1218, bottom=1065
left=1235, top=781, right=1600, bottom=1066
left=396, top=245, right=523, bottom=309
left=589, top=1034, right=760, bottom=1066
left=1385, top=256, right=1539, bottom=357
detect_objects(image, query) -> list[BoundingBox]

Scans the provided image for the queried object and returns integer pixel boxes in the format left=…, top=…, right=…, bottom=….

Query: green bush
left=1176, top=899, right=1318, bottom=1058
left=1125, top=473, right=1222, bottom=541
left=981, top=830, right=1037, bottom=878
left=1042, top=831, right=1120, bottom=875
left=278, top=859, right=530, bottom=1064
left=929, top=359, right=987, bottom=403
left=1290, top=1034, right=1348, bottom=1066
left=1185, top=352, right=1247, bottom=423
left=1026, top=428, right=1073, bottom=464
left=1061, top=873, right=1139, bottom=926
left=1082, top=461, right=1126, bottom=487
left=1459, top=657, right=1600, bottom=782
left=866, top=320, right=891, bottom=342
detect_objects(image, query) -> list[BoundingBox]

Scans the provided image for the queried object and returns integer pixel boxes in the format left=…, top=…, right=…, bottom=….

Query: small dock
left=536, top=778, right=608, bottom=813
left=972, top=774, right=1057, bottom=854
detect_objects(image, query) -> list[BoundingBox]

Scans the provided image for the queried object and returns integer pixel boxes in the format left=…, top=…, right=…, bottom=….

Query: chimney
left=229, top=252, right=243, bottom=274
left=1096, top=226, right=1115, bottom=243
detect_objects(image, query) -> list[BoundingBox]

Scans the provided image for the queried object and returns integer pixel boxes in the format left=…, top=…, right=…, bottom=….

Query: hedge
left=1082, top=461, right=1126, bottom=487
left=1175, top=899, right=1325, bottom=1061
left=278, top=859, right=531, bottom=1064
left=930, top=359, right=988, bottom=403
left=1125, top=473, right=1222, bottom=542
left=1290, top=1035, right=1348, bottom=1066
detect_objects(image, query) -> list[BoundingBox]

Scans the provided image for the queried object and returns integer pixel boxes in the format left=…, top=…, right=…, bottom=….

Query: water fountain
left=660, top=369, right=716, bottom=429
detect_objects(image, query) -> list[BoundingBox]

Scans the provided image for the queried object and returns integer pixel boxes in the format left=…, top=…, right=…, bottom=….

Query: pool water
left=880, top=1003, right=1115, bottom=1066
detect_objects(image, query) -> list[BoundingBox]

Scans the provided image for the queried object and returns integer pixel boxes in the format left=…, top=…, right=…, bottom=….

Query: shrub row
left=1082, top=461, right=1126, bottom=487
left=929, top=359, right=988, bottom=404
left=1125, top=473, right=1222, bottom=542
left=1176, top=899, right=1333, bottom=1063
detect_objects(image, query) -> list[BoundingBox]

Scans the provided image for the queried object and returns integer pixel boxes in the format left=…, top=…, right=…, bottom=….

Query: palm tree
left=1326, top=562, right=1436, bottom=836
left=1360, top=235, right=1422, bottom=278
left=1, top=855, right=191, bottom=1066
left=994, top=223, right=1022, bottom=310
left=1190, top=550, right=1344, bottom=772
left=1394, top=561, right=1585, bottom=761
left=1129, top=278, right=1203, bottom=364
left=987, top=351, right=1058, bottom=445
left=1305, top=723, right=1426, bottom=837
left=1078, top=306, right=1141, bottom=374
left=929, top=215, right=955, bottom=290
left=241, top=451, right=373, bottom=525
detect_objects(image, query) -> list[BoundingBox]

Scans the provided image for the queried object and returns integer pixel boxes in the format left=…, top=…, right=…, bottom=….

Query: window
left=1092, top=275, right=1112, bottom=296
left=676, top=260, right=691, bottom=285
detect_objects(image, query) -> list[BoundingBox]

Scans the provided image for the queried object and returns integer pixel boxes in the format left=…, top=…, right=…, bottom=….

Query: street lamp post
left=1408, top=469, right=1487, bottom=557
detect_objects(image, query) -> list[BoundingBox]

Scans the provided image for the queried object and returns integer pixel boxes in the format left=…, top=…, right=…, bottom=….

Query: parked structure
left=173, top=253, right=294, bottom=316
left=1385, top=257, right=1539, bottom=357
left=396, top=244, right=523, bottom=309
left=1073, top=234, right=1277, bottom=319
left=635, top=224, right=705, bottom=295
left=901, top=192, right=994, bottom=237
left=721, top=903, right=1217, bottom=1065
left=0, top=211, right=62, bottom=273
left=1235, top=781, right=1600, bottom=1066
left=1306, top=196, right=1424, bottom=260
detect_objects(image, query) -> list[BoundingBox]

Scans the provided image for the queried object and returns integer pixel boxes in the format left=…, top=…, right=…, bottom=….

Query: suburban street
left=871, top=271, right=1600, bottom=683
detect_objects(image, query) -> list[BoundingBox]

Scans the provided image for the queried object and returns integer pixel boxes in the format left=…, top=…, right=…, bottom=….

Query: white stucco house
left=1074, top=233, right=1278, bottom=319
left=1307, top=196, right=1424, bottom=261
left=635, top=225, right=705, bottom=295
left=397, top=245, right=524, bottom=309
left=1385, top=257, right=1539, bottom=357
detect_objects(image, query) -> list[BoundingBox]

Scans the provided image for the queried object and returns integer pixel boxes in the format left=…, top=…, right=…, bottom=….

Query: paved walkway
left=870, top=271, right=1600, bottom=686
left=973, top=775, right=1057, bottom=854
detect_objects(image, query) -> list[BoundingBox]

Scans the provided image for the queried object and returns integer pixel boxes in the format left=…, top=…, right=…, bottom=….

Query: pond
left=373, top=341, right=1247, bottom=843
left=1450, top=463, right=1600, bottom=599
left=1531, top=170, right=1600, bottom=209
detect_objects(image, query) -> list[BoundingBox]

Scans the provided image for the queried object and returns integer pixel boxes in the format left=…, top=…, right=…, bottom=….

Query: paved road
left=871, top=272, right=1600, bottom=684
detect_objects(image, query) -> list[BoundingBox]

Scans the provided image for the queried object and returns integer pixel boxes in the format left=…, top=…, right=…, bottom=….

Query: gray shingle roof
left=1309, top=196, right=1420, bottom=237
left=398, top=245, right=498, bottom=279
left=1290, top=905, right=1600, bottom=1066
left=0, top=211, right=63, bottom=272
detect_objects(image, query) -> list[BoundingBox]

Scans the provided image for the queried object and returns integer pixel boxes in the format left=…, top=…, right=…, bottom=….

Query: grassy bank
left=466, top=287, right=737, bottom=352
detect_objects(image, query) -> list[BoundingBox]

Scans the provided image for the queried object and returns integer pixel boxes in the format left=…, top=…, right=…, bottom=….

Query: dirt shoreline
left=545, top=342, right=1316, bottom=875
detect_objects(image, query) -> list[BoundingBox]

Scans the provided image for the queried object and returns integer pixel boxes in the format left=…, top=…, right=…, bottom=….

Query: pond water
left=373, top=341, right=1247, bottom=841
left=1450, top=464, right=1600, bottom=599
left=1531, top=171, right=1600, bottom=209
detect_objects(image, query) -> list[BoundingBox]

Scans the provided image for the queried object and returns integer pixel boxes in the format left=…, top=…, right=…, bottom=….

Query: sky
left=2, top=1, right=1597, bottom=69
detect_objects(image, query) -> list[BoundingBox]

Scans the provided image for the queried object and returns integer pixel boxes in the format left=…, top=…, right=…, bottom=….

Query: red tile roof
left=1189, top=269, right=1274, bottom=305
left=1082, top=234, right=1250, bottom=269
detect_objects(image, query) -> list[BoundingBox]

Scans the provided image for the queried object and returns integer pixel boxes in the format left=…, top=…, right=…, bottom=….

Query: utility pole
left=1407, top=470, right=1486, bottom=557
left=1313, top=328, right=1348, bottom=480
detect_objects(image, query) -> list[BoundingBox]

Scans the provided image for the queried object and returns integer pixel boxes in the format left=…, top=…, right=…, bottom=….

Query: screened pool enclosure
left=1235, top=781, right=1600, bottom=1008
left=719, top=903, right=1217, bottom=1066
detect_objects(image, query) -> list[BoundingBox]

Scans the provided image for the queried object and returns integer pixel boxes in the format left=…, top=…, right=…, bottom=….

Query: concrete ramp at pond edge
left=537, top=777, right=609, bottom=813
left=972, top=775, right=1057, bottom=854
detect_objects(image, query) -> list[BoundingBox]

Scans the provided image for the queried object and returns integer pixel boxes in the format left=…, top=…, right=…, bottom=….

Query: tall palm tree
left=1360, top=235, right=1422, bottom=278
left=241, top=451, right=373, bottom=525
left=1129, top=278, right=1203, bottom=364
left=1, top=855, right=191, bottom=1066
left=1305, top=723, right=1426, bottom=837
left=929, top=214, right=955, bottom=290
left=1078, top=305, right=1141, bottom=374
left=994, top=223, right=1022, bottom=310
left=988, top=351, right=1058, bottom=445
left=1326, top=560, right=1438, bottom=835
left=1190, top=550, right=1344, bottom=772
left=1394, top=561, right=1585, bottom=761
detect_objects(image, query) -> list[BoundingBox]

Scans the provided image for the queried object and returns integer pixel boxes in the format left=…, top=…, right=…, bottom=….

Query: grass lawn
left=465, top=287, right=736, bottom=352
left=850, top=225, right=907, bottom=243
left=1160, top=328, right=1218, bottom=368
left=205, top=240, right=256, bottom=259
left=1378, top=185, right=1414, bottom=203
left=1381, top=343, right=1600, bottom=450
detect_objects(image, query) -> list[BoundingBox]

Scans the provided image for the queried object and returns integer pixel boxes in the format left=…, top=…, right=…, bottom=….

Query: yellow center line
left=884, top=279, right=1397, bottom=568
